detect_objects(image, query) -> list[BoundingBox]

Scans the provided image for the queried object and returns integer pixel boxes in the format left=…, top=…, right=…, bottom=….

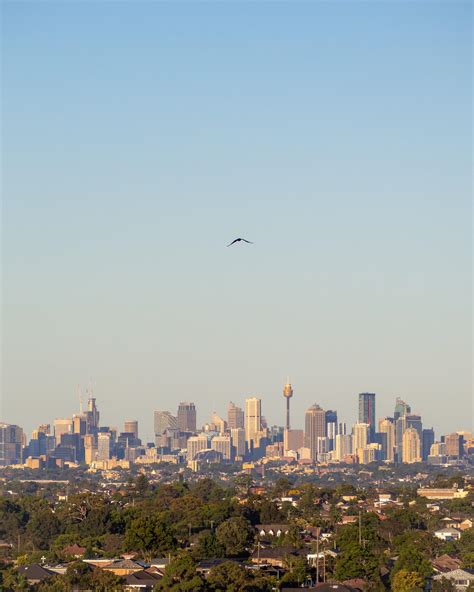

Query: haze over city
left=2, top=1, right=472, bottom=440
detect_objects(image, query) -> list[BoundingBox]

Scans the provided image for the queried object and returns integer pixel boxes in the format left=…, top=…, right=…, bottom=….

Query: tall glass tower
left=358, top=393, right=376, bottom=440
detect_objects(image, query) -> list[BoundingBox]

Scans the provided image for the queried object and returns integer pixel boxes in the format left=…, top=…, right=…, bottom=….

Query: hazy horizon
left=2, top=1, right=472, bottom=441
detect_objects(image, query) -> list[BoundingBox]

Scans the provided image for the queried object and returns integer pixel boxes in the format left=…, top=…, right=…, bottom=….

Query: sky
left=1, top=1, right=472, bottom=442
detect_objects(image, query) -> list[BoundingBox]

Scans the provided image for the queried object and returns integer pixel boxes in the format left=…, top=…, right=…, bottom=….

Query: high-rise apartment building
left=187, top=435, right=209, bottom=460
left=378, top=417, right=395, bottom=462
left=304, top=404, right=326, bottom=461
left=177, top=402, right=197, bottom=433
left=227, top=402, right=244, bottom=430
left=402, top=427, right=421, bottom=463
left=230, top=428, right=246, bottom=458
left=245, top=397, right=262, bottom=450
left=0, top=423, right=23, bottom=466
left=124, top=420, right=138, bottom=438
left=211, top=435, right=232, bottom=460
left=335, top=434, right=352, bottom=460
left=352, top=423, right=370, bottom=452
left=358, top=393, right=376, bottom=439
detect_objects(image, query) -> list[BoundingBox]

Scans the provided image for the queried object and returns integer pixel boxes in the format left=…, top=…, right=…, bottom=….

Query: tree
left=216, top=516, right=254, bottom=557
left=26, top=507, right=61, bottom=550
left=135, top=474, right=150, bottom=497
left=432, top=578, right=456, bottom=592
left=154, top=554, right=207, bottom=591
left=193, top=531, right=225, bottom=560
left=391, top=544, right=432, bottom=582
left=124, top=514, right=176, bottom=560
left=279, top=556, right=310, bottom=587
left=207, top=561, right=249, bottom=591
left=391, top=569, right=425, bottom=592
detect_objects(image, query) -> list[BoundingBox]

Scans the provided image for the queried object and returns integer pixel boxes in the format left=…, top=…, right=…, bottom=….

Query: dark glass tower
left=358, top=393, right=376, bottom=440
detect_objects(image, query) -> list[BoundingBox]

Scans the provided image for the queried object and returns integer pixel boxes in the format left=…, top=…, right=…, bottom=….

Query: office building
left=284, top=429, right=304, bottom=454
left=402, top=428, right=421, bottom=463
left=358, top=393, right=376, bottom=439
left=124, top=420, right=138, bottom=439
left=406, top=414, right=423, bottom=442
left=86, top=396, right=100, bottom=431
left=422, top=428, right=435, bottom=461
left=445, top=433, right=464, bottom=458
left=97, top=432, right=111, bottom=462
left=177, top=402, right=197, bottom=433
left=283, top=382, right=293, bottom=430
left=227, top=402, right=244, bottom=430
left=231, top=428, right=246, bottom=457
left=211, top=435, right=232, bottom=460
left=84, top=435, right=97, bottom=465
left=353, top=423, right=370, bottom=452
left=304, top=404, right=326, bottom=461
left=378, top=417, right=395, bottom=462
left=0, top=423, right=23, bottom=466
left=187, top=435, right=209, bottom=460
left=245, top=397, right=262, bottom=451
left=73, top=415, right=87, bottom=435
left=394, top=397, right=411, bottom=420
left=54, top=419, right=73, bottom=445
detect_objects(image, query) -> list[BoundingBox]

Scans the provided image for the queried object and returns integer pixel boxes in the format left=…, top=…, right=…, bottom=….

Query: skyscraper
left=422, top=428, right=435, bottom=461
left=0, top=423, right=23, bottom=466
left=231, top=428, right=246, bottom=458
left=335, top=434, right=353, bottom=461
left=353, top=423, right=370, bottom=453
left=124, top=420, right=138, bottom=438
left=445, top=433, right=463, bottom=458
left=187, top=435, right=209, bottom=460
left=304, top=404, right=326, bottom=461
left=97, top=432, right=111, bottom=462
left=211, top=435, right=232, bottom=461
left=245, top=397, right=262, bottom=451
left=86, top=396, right=100, bottom=431
left=283, top=382, right=293, bottom=430
left=54, top=419, right=73, bottom=446
left=227, top=402, right=244, bottom=430
left=402, top=428, right=421, bottom=463
left=394, top=397, right=411, bottom=420
left=378, top=417, right=395, bottom=462
left=177, top=402, right=197, bottom=433
left=358, top=393, right=376, bottom=439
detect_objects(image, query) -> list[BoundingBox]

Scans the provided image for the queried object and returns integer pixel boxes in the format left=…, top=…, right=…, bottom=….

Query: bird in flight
left=227, top=238, right=254, bottom=247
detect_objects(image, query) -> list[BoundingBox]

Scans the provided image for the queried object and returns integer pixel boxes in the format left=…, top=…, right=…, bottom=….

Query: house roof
left=432, top=554, right=462, bottom=573
left=433, top=569, right=474, bottom=581
left=252, top=546, right=301, bottom=559
left=124, top=569, right=162, bottom=585
left=103, top=558, right=143, bottom=569
left=17, top=564, right=54, bottom=582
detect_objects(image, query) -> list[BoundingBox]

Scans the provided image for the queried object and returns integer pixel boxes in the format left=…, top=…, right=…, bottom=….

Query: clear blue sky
left=2, top=1, right=472, bottom=441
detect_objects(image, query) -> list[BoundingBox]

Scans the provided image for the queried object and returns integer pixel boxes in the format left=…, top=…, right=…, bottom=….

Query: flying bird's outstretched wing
left=227, top=238, right=253, bottom=247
